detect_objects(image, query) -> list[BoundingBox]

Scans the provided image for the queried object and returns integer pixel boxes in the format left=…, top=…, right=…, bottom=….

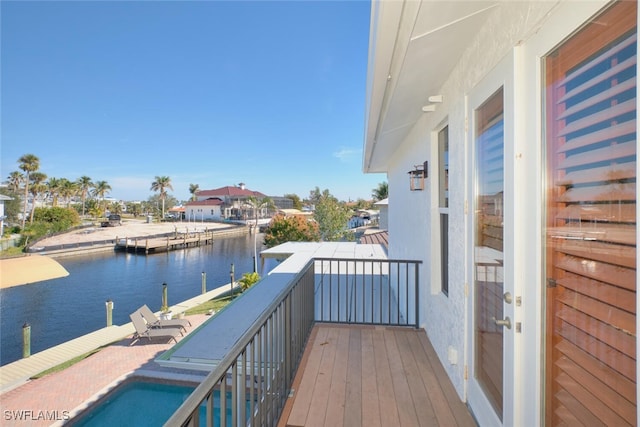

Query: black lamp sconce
left=408, top=161, right=428, bottom=191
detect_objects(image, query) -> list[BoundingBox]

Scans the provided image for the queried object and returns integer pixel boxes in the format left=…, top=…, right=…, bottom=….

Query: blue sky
left=1, top=0, right=384, bottom=202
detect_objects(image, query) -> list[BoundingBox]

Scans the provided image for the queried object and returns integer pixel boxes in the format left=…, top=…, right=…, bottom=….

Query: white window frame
left=430, top=119, right=450, bottom=296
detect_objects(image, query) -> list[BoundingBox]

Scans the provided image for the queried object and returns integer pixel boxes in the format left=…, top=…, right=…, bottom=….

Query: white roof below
left=158, top=242, right=388, bottom=370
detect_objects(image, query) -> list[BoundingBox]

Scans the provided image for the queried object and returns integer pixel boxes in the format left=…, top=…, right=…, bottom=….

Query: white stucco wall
left=386, top=1, right=562, bottom=399
left=186, top=206, right=221, bottom=221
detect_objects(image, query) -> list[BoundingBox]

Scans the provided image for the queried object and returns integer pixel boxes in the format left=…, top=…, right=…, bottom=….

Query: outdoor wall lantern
left=409, top=161, right=428, bottom=191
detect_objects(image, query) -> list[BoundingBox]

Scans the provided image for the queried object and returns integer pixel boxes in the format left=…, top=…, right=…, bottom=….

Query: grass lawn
left=184, top=294, right=236, bottom=316
left=31, top=293, right=241, bottom=379
left=31, top=345, right=110, bottom=379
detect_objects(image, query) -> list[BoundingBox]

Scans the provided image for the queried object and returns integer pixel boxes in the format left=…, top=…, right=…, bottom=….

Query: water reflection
left=0, top=234, right=261, bottom=366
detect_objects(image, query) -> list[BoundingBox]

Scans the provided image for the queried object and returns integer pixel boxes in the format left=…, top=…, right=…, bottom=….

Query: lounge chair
left=129, top=311, right=181, bottom=344
left=139, top=304, right=191, bottom=333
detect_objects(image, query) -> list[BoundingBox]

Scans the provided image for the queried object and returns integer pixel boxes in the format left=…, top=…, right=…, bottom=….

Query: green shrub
left=33, top=207, right=80, bottom=229
left=238, top=272, right=261, bottom=291
left=21, top=207, right=81, bottom=244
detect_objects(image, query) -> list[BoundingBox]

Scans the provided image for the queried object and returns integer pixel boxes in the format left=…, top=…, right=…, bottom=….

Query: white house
left=186, top=183, right=293, bottom=223
left=0, top=194, right=12, bottom=236
left=184, top=198, right=223, bottom=222
left=374, top=197, right=388, bottom=230
left=363, top=1, right=637, bottom=426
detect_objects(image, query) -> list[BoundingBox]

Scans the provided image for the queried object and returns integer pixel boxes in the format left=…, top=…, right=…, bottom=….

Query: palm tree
left=92, top=180, right=112, bottom=214
left=188, top=183, right=200, bottom=201
left=76, top=176, right=93, bottom=217
left=28, top=172, right=47, bottom=223
left=372, top=181, right=388, bottom=201
left=150, top=176, right=173, bottom=219
left=18, top=154, right=40, bottom=227
left=88, top=206, right=102, bottom=221
left=245, top=196, right=274, bottom=272
left=109, top=201, right=123, bottom=214
left=47, top=177, right=63, bottom=207
left=7, top=171, right=24, bottom=193
left=126, top=201, right=141, bottom=217
left=59, top=178, right=78, bottom=207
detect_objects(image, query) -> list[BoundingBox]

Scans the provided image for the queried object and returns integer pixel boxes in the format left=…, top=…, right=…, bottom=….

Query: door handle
left=492, top=316, right=512, bottom=329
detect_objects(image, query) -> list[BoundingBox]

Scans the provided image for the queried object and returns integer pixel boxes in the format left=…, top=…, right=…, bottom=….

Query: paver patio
left=0, top=314, right=209, bottom=427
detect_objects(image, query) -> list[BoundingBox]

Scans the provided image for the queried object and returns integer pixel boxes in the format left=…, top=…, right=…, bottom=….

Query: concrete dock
left=0, top=286, right=231, bottom=393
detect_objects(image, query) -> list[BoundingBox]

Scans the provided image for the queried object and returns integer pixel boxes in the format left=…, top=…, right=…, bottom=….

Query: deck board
left=324, top=328, right=349, bottom=426
left=385, top=329, right=421, bottom=426
left=343, top=328, right=362, bottom=426
left=372, top=327, right=401, bottom=427
left=406, top=329, right=457, bottom=427
left=360, top=329, right=381, bottom=427
left=302, top=326, right=338, bottom=427
left=280, top=324, right=477, bottom=427
left=395, top=328, right=438, bottom=426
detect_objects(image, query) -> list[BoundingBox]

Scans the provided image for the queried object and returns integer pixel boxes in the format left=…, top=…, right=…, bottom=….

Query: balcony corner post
left=415, top=262, right=420, bottom=329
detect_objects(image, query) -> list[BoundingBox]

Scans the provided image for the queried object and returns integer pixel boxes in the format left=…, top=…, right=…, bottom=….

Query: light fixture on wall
left=408, top=161, right=428, bottom=191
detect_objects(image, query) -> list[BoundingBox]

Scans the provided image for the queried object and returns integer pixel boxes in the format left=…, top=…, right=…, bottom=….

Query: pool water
left=71, top=380, right=229, bottom=426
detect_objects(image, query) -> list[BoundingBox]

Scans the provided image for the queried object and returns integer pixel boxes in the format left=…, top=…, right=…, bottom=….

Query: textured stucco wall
left=386, top=0, right=560, bottom=399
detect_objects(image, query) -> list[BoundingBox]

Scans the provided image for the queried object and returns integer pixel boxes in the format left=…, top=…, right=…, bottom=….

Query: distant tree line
left=3, top=153, right=388, bottom=251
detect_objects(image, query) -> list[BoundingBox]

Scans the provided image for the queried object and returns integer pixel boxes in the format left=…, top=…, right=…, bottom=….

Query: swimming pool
left=70, top=379, right=235, bottom=426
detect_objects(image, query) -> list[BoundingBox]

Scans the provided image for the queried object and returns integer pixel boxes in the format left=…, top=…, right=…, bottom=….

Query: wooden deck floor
left=279, top=324, right=477, bottom=427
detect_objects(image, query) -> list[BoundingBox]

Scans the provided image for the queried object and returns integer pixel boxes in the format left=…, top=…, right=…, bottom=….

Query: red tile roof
left=196, top=186, right=267, bottom=198
left=185, top=198, right=224, bottom=206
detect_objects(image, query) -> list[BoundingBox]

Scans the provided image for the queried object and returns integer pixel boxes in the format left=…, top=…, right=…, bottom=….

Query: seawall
left=35, top=226, right=249, bottom=258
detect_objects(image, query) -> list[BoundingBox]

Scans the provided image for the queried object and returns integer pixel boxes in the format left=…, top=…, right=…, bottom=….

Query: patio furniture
left=129, top=311, right=181, bottom=344
left=139, top=304, right=191, bottom=333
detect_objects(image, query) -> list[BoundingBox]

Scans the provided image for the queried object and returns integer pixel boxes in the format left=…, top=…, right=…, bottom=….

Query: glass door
left=466, top=50, right=517, bottom=425
left=473, top=88, right=505, bottom=420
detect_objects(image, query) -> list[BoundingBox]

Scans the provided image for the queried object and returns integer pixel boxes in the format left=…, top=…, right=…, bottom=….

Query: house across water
left=184, top=182, right=292, bottom=224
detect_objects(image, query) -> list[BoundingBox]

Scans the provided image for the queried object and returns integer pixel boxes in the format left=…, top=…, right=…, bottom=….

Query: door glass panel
left=474, top=88, right=504, bottom=419
left=543, top=2, right=636, bottom=425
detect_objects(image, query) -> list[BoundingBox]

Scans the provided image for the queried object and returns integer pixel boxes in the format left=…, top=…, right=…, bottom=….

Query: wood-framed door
left=542, top=1, right=637, bottom=425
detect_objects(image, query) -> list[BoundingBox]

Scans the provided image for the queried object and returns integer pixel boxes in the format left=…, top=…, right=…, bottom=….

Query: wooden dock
left=115, top=230, right=217, bottom=254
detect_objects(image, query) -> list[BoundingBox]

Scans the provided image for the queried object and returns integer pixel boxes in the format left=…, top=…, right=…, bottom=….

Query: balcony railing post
left=415, top=261, right=420, bottom=328
left=406, top=262, right=409, bottom=324
left=240, top=349, right=247, bottom=425
left=286, top=290, right=292, bottom=384
left=231, top=362, right=238, bottom=427
left=220, top=377, right=227, bottom=427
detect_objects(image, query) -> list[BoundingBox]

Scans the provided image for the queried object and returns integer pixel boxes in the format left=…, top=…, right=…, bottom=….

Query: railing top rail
left=165, top=257, right=315, bottom=426
left=313, top=257, right=422, bottom=264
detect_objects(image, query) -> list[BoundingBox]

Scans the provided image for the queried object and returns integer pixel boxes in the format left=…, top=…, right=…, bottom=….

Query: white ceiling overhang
left=363, top=1, right=498, bottom=173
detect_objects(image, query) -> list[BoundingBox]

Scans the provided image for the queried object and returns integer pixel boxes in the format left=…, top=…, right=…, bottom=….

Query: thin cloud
left=333, top=147, right=361, bottom=163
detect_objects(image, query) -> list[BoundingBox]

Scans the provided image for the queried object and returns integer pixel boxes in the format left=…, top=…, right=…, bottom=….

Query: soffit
left=364, top=1, right=498, bottom=172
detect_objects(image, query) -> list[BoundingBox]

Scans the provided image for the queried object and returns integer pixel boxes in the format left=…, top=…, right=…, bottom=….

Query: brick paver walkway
left=0, top=314, right=210, bottom=426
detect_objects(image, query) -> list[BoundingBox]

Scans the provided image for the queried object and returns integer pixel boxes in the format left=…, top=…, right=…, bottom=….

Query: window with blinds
left=544, top=1, right=636, bottom=425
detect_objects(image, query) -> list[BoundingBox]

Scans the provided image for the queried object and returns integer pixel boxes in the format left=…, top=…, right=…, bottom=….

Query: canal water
left=0, top=234, right=265, bottom=366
